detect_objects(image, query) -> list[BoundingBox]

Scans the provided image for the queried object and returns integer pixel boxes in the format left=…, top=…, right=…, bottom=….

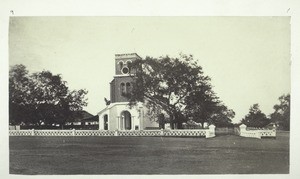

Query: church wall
left=143, top=117, right=159, bottom=129
left=110, top=79, right=115, bottom=103
left=108, top=106, right=118, bottom=130
left=98, top=111, right=109, bottom=130
left=98, top=103, right=160, bottom=130
left=99, top=115, right=103, bottom=130
left=141, top=107, right=160, bottom=129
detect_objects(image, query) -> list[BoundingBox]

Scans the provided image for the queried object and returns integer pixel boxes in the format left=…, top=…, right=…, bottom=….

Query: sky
left=9, top=16, right=290, bottom=123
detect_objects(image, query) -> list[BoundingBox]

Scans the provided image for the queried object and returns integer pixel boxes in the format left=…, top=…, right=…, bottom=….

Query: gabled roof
left=97, top=107, right=109, bottom=116
left=69, top=110, right=97, bottom=122
left=97, top=102, right=132, bottom=116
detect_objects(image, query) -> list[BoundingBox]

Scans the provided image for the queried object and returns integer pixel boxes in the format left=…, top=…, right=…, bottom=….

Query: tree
left=9, top=64, right=33, bottom=125
left=241, top=104, right=270, bottom=128
left=185, top=89, right=235, bottom=128
left=9, top=64, right=88, bottom=128
left=270, top=94, right=290, bottom=130
left=210, top=105, right=235, bottom=127
left=128, top=54, right=224, bottom=129
left=158, top=113, right=166, bottom=129
left=184, top=89, right=219, bottom=128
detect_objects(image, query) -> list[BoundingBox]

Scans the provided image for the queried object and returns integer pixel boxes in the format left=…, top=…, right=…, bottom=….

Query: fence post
left=206, top=124, right=215, bottom=138
left=239, top=124, right=247, bottom=137
left=160, top=129, right=164, bottom=136
left=31, top=129, right=35, bottom=136
left=256, top=131, right=261, bottom=139
left=72, top=129, right=76, bottom=136
left=114, top=130, right=119, bottom=136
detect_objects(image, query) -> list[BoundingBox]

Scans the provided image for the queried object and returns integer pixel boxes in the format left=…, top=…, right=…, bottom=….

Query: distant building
left=65, top=111, right=99, bottom=129
left=97, top=53, right=159, bottom=130
left=11, top=110, right=99, bottom=130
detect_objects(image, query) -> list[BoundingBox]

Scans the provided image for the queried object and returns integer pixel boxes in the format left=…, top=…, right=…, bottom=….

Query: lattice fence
left=164, top=130, right=207, bottom=137
left=118, top=130, right=162, bottom=136
left=260, top=130, right=276, bottom=138
left=9, top=130, right=32, bottom=136
left=239, top=124, right=276, bottom=139
left=9, top=128, right=215, bottom=138
left=34, top=130, right=73, bottom=136
left=75, top=130, right=115, bottom=136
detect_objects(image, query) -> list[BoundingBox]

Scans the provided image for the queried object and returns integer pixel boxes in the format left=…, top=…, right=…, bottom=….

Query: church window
left=126, top=61, right=132, bottom=72
left=120, top=83, right=126, bottom=95
left=119, top=61, right=124, bottom=70
left=126, top=82, right=131, bottom=93
left=126, top=60, right=132, bottom=64
left=121, top=67, right=129, bottom=74
left=104, top=114, right=108, bottom=130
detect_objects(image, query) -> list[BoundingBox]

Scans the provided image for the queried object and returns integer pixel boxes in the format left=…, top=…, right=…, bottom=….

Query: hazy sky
left=9, top=17, right=290, bottom=123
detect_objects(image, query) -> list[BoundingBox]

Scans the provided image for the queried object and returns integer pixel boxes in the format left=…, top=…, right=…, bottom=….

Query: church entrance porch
left=120, top=111, right=132, bottom=130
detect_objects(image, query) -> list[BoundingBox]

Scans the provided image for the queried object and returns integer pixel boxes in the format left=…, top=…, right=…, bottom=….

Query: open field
left=9, top=132, right=289, bottom=174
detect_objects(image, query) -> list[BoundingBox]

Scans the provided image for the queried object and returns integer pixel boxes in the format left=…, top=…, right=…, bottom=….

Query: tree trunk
left=170, top=121, right=174, bottom=129
left=169, top=113, right=175, bottom=129
left=177, top=122, right=183, bottom=129
left=201, top=121, right=204, bottom=129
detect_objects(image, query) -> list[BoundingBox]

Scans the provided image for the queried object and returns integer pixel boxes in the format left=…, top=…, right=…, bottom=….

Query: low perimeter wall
left=239, top=124, right=276, bottom=139
left=9, top=127, right=216, bottom=138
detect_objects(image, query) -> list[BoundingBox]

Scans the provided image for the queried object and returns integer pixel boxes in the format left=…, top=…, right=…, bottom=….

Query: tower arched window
left=119, top=61, right=124, bottom=71
left=126, top=61, right=132, bottom=73
left=120, top=83, right=126, bottom=95
left=126, top=82, right=131, bottom=93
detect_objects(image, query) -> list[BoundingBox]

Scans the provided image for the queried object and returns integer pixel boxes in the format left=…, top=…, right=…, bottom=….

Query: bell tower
left=110, top=53, right=141, bottom=103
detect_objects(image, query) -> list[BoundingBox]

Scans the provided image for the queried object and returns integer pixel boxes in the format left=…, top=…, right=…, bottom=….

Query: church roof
left=97, top=102, right=131, bottom=116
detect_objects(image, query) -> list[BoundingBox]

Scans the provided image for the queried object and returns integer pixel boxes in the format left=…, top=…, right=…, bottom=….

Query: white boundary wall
left=239, top=124, right=276, bottom=139
left=9, top=125, right=216, bottom=138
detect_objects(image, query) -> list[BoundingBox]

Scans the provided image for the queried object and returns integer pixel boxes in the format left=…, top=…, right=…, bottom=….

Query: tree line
left=9, top=54, right=290, bottom=131
left=9, top=64, right=88, bottom=128
left=242, top=94, right=290, bottom=130
left=126, top=54, right=290, bottom=130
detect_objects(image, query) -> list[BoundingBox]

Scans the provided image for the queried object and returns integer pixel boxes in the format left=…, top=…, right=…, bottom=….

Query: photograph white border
left=0, top=0, right=299, bottom=179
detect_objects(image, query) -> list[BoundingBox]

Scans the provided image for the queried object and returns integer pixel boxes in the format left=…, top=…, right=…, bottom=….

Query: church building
left=97, top=53, right=159, bottom=131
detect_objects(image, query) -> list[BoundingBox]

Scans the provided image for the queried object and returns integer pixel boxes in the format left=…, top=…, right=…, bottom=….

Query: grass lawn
left=9, top=132, right=289, bottom=175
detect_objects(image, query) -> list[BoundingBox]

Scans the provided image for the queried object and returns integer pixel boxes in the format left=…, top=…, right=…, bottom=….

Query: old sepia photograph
left=7, top=16, right=291, bottom=175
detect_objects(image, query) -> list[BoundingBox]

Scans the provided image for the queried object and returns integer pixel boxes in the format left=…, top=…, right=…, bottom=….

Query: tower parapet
left=115, top=53, right=141, bottom=75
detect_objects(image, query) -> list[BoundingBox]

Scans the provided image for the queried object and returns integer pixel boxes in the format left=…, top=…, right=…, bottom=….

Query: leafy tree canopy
left=184, top=89, right=234, bottom=128
left=128, top=54, right=234, bottom=128
left=9, top=64, right=88, bottom=127
left=270, top=94, right=290, bottom=130
left=241, top=103, right=270, bottom=128
left=210, top=105, right=235, bottom=127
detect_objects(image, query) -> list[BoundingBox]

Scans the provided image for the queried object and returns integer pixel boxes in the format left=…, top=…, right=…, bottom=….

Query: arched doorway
left=103, top=114, right=108, bottom=130
left=121, top=111, right=131, bottom=130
